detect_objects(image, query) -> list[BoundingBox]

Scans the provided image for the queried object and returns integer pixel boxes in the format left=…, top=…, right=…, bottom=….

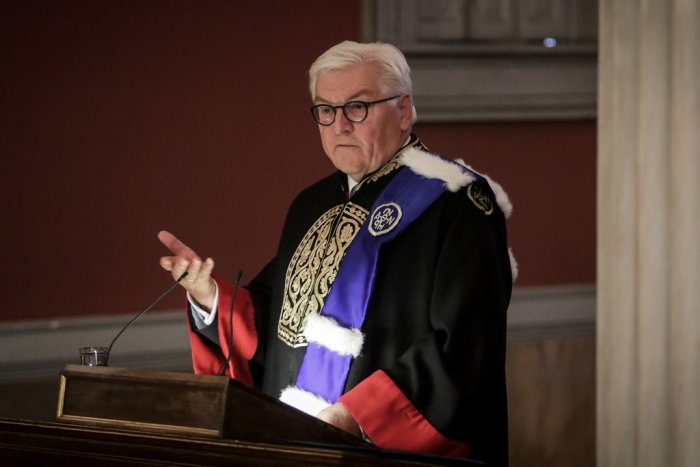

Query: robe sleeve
left=188, top=276, right=258, bottom=386
left=339, top=370, right=470, bottom=457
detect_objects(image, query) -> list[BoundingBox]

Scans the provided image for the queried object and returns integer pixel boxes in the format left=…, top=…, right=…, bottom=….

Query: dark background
left=1, top=1, right=596, bottom=321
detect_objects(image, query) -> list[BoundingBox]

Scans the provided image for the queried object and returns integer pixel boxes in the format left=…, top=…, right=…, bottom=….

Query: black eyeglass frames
left=310, top=95, right=402, bottom=126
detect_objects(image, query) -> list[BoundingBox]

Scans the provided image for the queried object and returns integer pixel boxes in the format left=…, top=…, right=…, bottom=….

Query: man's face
left=314, top=62, right=412, bottom=182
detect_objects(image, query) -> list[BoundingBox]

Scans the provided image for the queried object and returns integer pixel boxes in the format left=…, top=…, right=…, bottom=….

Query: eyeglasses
left=310, top=95, right=401, bottom=126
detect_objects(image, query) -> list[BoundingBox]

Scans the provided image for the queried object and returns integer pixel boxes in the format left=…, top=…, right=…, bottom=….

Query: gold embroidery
left=367, top=157, right=401, bottom=184
left=278, top=203, right=368, bottom=347
left=351, top=156, right=401, bottom=195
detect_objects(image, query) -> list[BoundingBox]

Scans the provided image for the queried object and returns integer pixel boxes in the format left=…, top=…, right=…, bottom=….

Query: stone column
left=597, top=1, right=700, bottom=467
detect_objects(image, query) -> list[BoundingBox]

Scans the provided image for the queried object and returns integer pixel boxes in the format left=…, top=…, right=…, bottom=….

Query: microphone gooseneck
left=219, top=270, right=243, bottom=376
left=105, top=271, right=189, bottom=365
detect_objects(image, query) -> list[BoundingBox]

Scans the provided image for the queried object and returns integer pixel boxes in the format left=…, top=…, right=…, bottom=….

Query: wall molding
left=507, top=284, right=596, bottom=340
left=0, top=285, right=595, bottom=382
left=362, top=0, right=598, bottom=122
left=0, top=312, right=193, bottom=383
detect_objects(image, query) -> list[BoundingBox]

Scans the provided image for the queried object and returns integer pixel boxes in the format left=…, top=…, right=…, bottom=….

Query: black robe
left=231, top=136, right=512, bottom=465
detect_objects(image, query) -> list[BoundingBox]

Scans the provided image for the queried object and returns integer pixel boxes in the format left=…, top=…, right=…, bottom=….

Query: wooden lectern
left=56, top=364, right=365, bottom=446
left=0, top=365, right=478, bottom=465
left=0, top=365, right=481, bottom=467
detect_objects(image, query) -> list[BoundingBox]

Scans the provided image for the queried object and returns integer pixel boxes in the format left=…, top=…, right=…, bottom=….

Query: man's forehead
left=315, top=65, right=382, bottom=103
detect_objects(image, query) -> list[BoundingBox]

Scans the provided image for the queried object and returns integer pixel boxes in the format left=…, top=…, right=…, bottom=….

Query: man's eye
left=319, top=106, right=334, bottom=114
left=346, top=102, right=365, bottom=111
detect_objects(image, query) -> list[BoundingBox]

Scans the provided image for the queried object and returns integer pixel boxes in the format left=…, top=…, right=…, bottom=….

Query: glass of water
left=79, top=346, right=108, bottom=366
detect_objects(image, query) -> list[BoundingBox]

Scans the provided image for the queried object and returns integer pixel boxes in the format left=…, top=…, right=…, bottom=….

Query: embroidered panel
left=278, top=203, right=368, bottom=348
left=350, top=154, right=402, bottom=195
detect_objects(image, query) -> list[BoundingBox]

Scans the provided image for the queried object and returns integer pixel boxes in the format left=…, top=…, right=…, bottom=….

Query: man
left=159, top=41, right=514, bottom=466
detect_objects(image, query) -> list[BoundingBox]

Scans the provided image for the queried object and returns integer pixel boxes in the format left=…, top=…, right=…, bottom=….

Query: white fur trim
left=455, top=159, right=513, bottom=219
left=509, top=248, right=519, bottom=283
left=279, top=386, right=332, bottom=416
left=303, top=313, right=364, bottom=358
left=401, top=148, right=513, bottom=219
left=399, top=147, right=475, bottom=192
left=482, top=173, right=513, bottom=219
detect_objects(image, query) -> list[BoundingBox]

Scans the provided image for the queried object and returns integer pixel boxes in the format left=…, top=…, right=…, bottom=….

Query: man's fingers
left=158, top=230, right=197, bottom=259
left=200, top=258, right=215, bottom=278
left=157, top=230, right=177, bottom=249
left=157, top=231, right=215, bottom=303
left=160, top=256, right=175, bottom=271
left=184, top=258, right=215, bottom=285
left=171, top=258, right=191, bottom=283
left=186, top=258, right=203, bottom=284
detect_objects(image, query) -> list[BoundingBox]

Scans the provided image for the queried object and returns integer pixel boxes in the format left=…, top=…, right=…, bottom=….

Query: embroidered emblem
left=368, top=203, right=402, bottom=236
left=278, top=203, right=368, bottom=348
left=467, top=183, right=494, bottom=215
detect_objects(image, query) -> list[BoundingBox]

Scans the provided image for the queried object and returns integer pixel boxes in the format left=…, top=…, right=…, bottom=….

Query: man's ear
left=399, top=94, right=414, bottom=130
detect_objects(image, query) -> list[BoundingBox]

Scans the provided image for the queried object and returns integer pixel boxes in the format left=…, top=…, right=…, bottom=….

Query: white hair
left=308, top=41, right=417, bottom=122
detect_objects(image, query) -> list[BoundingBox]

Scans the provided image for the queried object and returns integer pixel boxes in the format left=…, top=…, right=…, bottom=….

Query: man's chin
left=331, top=156, right=365, bottom=177
left=339, top=167, right=364, bottom=181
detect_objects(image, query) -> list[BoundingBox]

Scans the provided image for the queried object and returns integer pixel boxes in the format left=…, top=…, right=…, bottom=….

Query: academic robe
left=188, top=135, right=513, bottom=466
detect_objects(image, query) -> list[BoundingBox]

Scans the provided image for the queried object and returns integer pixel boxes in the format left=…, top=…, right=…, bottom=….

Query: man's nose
left=333, top=108, right=353, bottom=133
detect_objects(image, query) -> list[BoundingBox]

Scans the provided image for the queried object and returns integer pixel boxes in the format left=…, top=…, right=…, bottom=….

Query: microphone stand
left=104, top=271, right=188, bottom=365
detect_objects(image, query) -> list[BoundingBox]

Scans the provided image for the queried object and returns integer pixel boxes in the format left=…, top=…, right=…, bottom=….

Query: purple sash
left=293, top=166, right=449, bottom=404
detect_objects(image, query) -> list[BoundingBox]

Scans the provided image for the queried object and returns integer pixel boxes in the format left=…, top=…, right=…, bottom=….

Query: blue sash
left=293, top=165, right=452, bottom=404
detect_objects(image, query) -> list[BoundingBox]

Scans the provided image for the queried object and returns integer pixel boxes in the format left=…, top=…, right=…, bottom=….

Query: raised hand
left=157, top=230, right=216, bottom=311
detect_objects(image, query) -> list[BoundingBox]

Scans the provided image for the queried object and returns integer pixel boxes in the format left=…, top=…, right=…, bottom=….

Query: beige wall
left=597, top=1, right=700, bottom=466
left=508, top=335, right=595, bottom=467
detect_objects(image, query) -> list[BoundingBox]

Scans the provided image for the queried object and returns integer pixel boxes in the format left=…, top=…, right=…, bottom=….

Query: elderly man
left=159, top=41, right=513, bottom=466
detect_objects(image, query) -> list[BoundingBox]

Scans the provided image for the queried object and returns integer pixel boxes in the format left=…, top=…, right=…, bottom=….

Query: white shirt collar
left=347, top=175, right=358, bottom=193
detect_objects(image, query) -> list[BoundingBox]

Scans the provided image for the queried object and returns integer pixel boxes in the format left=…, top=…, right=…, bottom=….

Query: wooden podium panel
left=1, top=418, right=470, bottom=466
left=57, top=364, right=229, bottom=437
left=56, top=365, right=365, bottom=446
left=45, top=366, right=478, bottom=466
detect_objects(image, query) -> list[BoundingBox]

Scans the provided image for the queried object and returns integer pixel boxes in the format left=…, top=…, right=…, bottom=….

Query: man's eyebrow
left=315, top=90, right=374, bottom=105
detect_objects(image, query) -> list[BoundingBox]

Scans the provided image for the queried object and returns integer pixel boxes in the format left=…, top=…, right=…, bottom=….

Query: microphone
left=218, top=270, right=243, bottom=375
left=102, top=271, right=189, bottom=366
